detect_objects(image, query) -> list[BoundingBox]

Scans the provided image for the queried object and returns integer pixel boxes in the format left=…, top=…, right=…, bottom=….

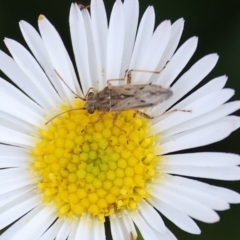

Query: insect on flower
left=47, top=69, right=174, bottom=132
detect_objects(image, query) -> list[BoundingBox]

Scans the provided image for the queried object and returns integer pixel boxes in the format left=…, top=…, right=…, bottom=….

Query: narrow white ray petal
left=138, top=200, right=166, bottom=232
left=163, top=152, right=240, bottom=167
left=91, top=0, right=108, bottom=88
left=0, top=144, right=28, bottom=156
left=0, top=167, right=31, bottom=180
left=0, top=185, right=36, bottom=208
left=0, top=50, right=51, bottom=110
left=38, top=218, right=62, bottom=240
left=131, top=211, right=160, bottom=240
left=92, top=218, right=105, bottom=240
left=158, top=18, right=185, bottom=71
left=129, top=6, right=155, bottom=70
left=0, top=110, right=36, bottom=135
left=0, top=77, right=45, bottom=117
left=159, top=120, right=240, bottom=154
left=55, top=218, right=72, bottom=240
left=0, top=157, right=28, bottom=168
left=0, top=176, right=37, bottom=195
left=4, top=38, right=60, bottom=109
left=74, top=214, right=91, bottom=240
left=70, top=4, right=92, bottom=94
left=157, top=37, right=198, bottom=88
left=172, top=75, right=226, bottom=110
left=152, top=88, right=234, bottom=133
left=149, top=185, right=219, bottom=223
left=82, top=9, right=99, bottom=90
left=155, top=175, right=240, bottom=203
left=162, top=164, right=240, bottom=180
left=0, top=192, right=41, bottom=229
left=19, top=21, right=69, bottom=100
left=151, top=53, right=219, bottom=115
left=106, top=0, right=125, bottom=79
left=150, top=197, right=200, bottom=234
left=155, top=176, right=229, bottom=210
left=68, top=221, right=78, bottom=240
left=0, top=91, right=45, bottom=128
left=151, top=227, right=177, bottom=240
left=0, top=205, right=41, bottom=240
left=110, top=216, right=125, bottom=240
left=121, top=211, right=137, bottom=237
left=0, top=126, right=40, bottom=148
left=121, top=0, right=139, bottom=74
left=161, top=101, right=240, bottom=138
left=38, top=15, right=77, bottom=102
left=133, top=20, right=171, bottom=83
left=10, top=205, right=57, bottom=240
left=212, top=186, right=240, bottom=203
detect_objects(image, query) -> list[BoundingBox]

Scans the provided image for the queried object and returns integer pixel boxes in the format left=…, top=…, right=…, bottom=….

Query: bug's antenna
left=54, top=70, right=85, bottom=100
left=45, top=107, right=86, bottom=125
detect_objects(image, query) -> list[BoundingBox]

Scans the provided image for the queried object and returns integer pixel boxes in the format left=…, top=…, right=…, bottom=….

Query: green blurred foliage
left=0, top=0, right=240, bottom=239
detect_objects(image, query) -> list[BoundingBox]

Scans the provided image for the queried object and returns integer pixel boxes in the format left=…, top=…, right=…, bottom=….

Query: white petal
left=155, top=175, right=229, bottom=210
left=129, top=6, right=155, bottom=71
left=67, top=221, right=78, bottom=240
left=110, top=216, right=125, bottom=240
left=138, top=200, right=166, bottom=232
left=0, top=90, right=45, bottom=128
left=158, top=18, right=185, bottom=70
left=0, top=191, right=41, bottom=229
left=151, top=53, right=219, bottom=115
left=121, top=211, right=137, bottom=237
left=10, top=205, right=57, bottom=240
left=0, top=110, right=36, bottom=136
left=74, top=214, right=91, bottom=240
left=211, top=186, right=240, bottom=203
left=160, top=101, right=240, bottom=138
left=159, top=119, right=240, bottom=154
left=92, top=218, right=105, bottom=240
left=70, top=4, right=92, bottom=94
left=162, top=152, right=240, bottom=167
left=157, top=36, right=198, bottom=88
left=0, top=126, right=40, bottom=147
left=133, top=20, right=171, bottom=83
left=0, top=76, right=45, bottom=117
left=149, top=184, right=219, bottom=223
left=38, top=218, right=62, bottom=240
left=38, top=15, right=77, bottom=102
left=0, top=185, right=36, bottom=208
left=150, top=197, right=201, bottom=234
left=106, top=0, right=125, bottom=79
left=121, top=0, right=139, bottom=74
left=0, top=205, right=41, bottom=240
left=19, top=20, right=70, bottom=100
left=131, top=211, right=162, bottom=240
left=91, top=0, right=108, bottom=88
left=4, top=38, right=60, bottom=110
left=152, top=88, right=234, bottom=134
left=55, top=218, right=72, bottom=240
left=0, top=50, right=50, bottom=110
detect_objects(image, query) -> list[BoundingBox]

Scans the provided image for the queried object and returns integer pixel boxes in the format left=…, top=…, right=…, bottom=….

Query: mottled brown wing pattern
left=109, top=84, right=173, bottom=111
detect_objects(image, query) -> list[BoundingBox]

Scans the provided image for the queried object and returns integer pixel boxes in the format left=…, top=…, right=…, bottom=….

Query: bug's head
left=85, top=91, right=96, bottom=114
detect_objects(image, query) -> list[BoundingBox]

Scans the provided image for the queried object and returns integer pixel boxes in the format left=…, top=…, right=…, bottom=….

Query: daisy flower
left=0, top=0, right=240, bottom=239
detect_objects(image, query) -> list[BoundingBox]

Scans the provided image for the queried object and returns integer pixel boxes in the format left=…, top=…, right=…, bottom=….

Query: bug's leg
left=112, top=113, right=129, bottom=143
left=126, top=62, right=169, bottom=84
left=46, top=107, right=86, bottom=125
left=130, top=232, right=136, bottom=240
left=135, top=109, right=192, bottom=119
left=55, top=70, right=85, bottom=100
left=107, top=77, right=126, bottom=87
left=78, top=4, right=90, bottom=10
left=81, top=112, right=106, bottom=132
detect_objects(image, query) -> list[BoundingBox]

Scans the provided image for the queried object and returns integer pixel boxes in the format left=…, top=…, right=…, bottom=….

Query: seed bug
left=46, top=69, right=173, bottom=134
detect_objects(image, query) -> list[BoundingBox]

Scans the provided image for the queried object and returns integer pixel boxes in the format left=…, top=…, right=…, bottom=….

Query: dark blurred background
left=0, top=0, right=239, bottom=239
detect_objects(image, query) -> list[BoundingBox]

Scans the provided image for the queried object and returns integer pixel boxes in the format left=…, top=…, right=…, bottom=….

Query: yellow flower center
left=31, top=99, right=159, bottom=221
